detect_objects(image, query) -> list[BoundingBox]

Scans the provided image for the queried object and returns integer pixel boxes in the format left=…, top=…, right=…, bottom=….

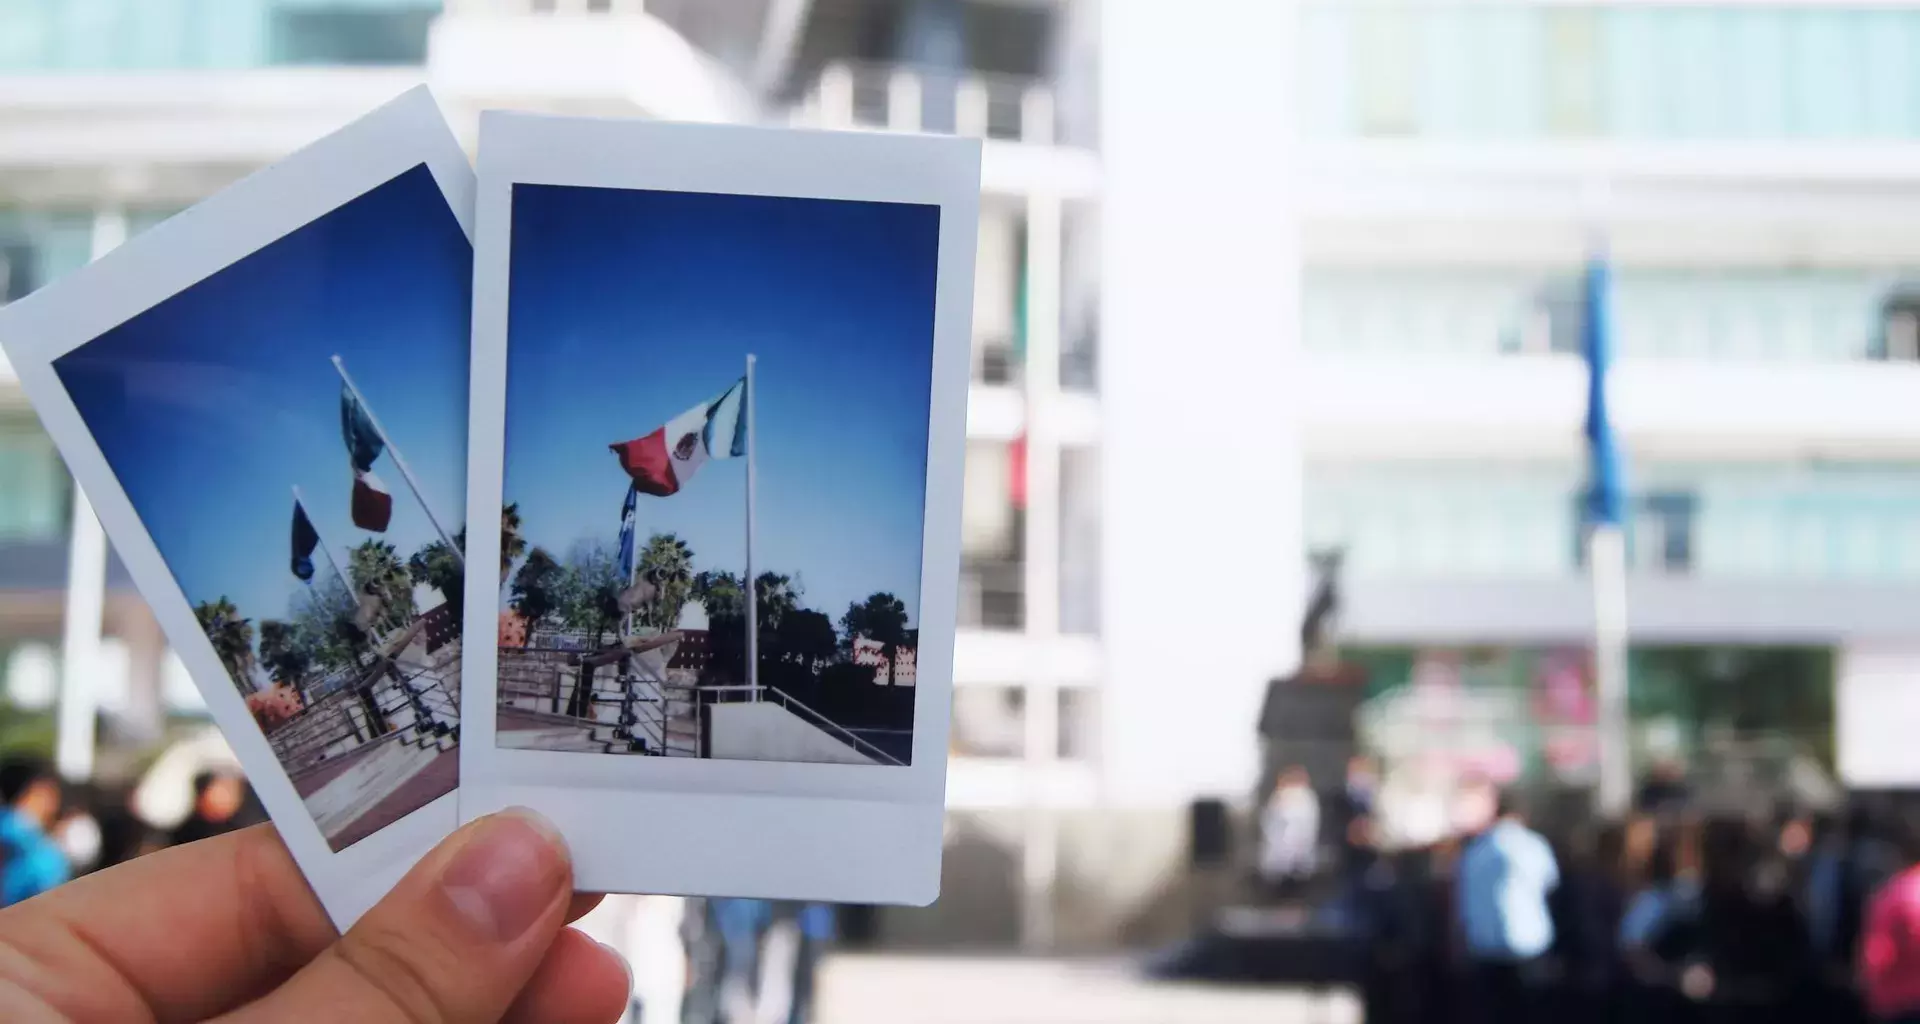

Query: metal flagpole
left=292, top=485, right=355, bottom=613
left=1582, top=252, right=1633, bottom=817
left=331, top=354, right=466, bottom=568
left=745, top=354, right=759, bottom=702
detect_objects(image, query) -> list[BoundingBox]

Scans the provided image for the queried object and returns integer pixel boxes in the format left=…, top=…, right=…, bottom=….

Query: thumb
left=222, top=809, right=575, bottom=1023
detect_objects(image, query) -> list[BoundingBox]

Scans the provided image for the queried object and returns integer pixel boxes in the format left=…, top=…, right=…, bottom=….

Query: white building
left=8, top=0, right=1920, bottom=950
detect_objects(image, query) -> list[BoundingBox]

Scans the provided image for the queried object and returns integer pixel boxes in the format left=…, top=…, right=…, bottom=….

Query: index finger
left=0, top=824, right=334, bottom=1023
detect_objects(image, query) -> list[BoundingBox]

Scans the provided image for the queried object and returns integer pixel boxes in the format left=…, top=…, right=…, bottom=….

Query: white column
left=1019, top=192, right=1064, bottom=950
left=56, top=496, right=107, bottom=781
left=816, top=63, right=855, bottom=129
left=1099, top=2, right=1305, bottom=808
left=55, top=207, right=129, bottom=781
left=887, top=69, right=923, bottom=132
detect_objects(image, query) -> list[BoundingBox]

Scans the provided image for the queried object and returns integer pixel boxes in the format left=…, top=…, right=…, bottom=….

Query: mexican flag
left=340, top=384, right=393, bottom=532
left=609, top=377, right=747, bottom=497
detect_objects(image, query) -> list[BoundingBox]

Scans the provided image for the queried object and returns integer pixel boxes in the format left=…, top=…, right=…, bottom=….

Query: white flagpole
left=331, top=355, right=465, bottom=568
left=292, top=485, right=355, bottom=615
left=745, top=354, right=759, bottom=702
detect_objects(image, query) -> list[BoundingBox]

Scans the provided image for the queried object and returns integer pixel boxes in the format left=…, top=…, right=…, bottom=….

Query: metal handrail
left=698, top=684, right=906, bottom=767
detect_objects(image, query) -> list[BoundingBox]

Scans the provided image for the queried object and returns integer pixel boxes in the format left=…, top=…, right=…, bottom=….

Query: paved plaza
left=813, top=953, right=1362, bottom=1024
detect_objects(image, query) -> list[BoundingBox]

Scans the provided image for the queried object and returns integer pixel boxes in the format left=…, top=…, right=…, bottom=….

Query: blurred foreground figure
left=0, top=755, right=69, bottom=906
left=1862, top=829, right=1920, bottom=1024
left=1457, top=791, right=1558, bottom=1024
left=167, top=769, right=261, bottom=847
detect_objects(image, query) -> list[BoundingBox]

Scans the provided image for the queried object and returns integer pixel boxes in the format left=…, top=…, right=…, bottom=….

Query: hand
left=0, top=809, right=630, bottom=1023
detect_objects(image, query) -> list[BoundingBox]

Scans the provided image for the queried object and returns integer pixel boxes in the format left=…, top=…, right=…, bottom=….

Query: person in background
left=775, top=902, right=833, bottom=1024
left=1551, top=822, right=1626, bottom=1024
left=0, top=756, right=70, bottom=907
left=1860, top=819, right=1920, bottom=1024
left=1258, top=766, right=1321, bottom=898
left=1635, top=761, right=1691, bottom=820
left=167, top=770, right=259, bottom=848
left=1455, top=790, right=1559, bottom=1024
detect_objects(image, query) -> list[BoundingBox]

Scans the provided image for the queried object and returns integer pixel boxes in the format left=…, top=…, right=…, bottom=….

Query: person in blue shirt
left=0, top=755, right=70, bottom=907
left=1455, top=789, right=1559, bottom=1024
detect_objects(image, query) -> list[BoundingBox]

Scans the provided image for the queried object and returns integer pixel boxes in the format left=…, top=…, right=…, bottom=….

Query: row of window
left=1303, top=3, right=1920, bottom=141
left=1304, top=269, right=1920, bottom=362
left=0, top=0, right=440, bottom=72
left=1307, top=462, right=1920, bottom=581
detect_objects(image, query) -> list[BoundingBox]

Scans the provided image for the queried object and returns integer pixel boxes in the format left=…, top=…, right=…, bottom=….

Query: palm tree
left=408, top=537, right=465, bottom=609
left=754, top=572, right=800, bottom=633
left=500, top=503, right=527, bottom=582
left=637, top=533, right=695, bottom=631
left=348, top=539, right=416, bottom=636
left=257, top=619, right=312, bottom=695
left=841, top=592, right=910, bottom=684
left=194, top=597, right=257, bottom=692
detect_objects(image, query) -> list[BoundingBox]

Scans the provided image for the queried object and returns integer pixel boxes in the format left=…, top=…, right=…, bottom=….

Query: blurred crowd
left=0, top=739, right=829, bottom=1024
left=1262, top=761, right=1920, bottom=1024
left=0, top=748, right=265, bottom=909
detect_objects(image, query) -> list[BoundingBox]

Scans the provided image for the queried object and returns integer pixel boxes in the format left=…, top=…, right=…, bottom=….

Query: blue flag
left=1583, top=255, right=1625, bottom=528
left=290, top=500, right=319, bottom=582
left=616, top=485, right=638, bottom=583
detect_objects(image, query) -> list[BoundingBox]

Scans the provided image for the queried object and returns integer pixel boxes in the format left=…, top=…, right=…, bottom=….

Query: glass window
left=269, top=6, right=437, bottom=66
left=1059, top=447, right=1099, bottom=635
left=1353, top=5, right=1420, bottom=137
left=0, top=419, right=70, bottom=542
left=952, top=685, right=1025, bottom=758
left=1543, top=9, right=1603, bottom=136
left=1308, top=3, right=1920, bottom=141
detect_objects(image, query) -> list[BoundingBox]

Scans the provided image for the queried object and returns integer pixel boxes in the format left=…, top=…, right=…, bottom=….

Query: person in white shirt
left=1259, top=766, right=1321, bottom=895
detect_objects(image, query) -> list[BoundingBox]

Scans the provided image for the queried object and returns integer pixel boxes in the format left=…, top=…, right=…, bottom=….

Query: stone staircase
left=304, top=735, right=447, bottom=840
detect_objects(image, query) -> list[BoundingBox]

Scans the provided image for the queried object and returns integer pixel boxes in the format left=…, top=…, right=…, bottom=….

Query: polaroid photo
left=0, top=87, right=474, bottom=927
left=462, top=112, right=979, bottom=903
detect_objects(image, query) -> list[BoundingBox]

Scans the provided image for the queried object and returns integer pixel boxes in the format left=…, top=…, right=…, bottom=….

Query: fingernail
left=440, top=808, right=568, bottom=943
left=597, top=940, right=635, bottom=995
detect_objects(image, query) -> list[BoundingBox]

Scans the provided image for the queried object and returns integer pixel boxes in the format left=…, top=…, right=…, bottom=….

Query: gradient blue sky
left=58, top=165, right=470, bottom=641
left=504, top=184, right=940, bottom=626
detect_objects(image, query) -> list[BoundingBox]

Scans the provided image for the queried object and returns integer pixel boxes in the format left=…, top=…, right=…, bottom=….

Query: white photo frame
left=462, top=112, right=978, bottom=903
left=0, top=87, right=474, bottom=928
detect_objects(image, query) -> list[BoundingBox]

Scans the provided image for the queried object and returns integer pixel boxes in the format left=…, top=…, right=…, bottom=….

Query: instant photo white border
left=462, top=113, right=978, bottom=903
left=0, top=87, right=473, bottom=928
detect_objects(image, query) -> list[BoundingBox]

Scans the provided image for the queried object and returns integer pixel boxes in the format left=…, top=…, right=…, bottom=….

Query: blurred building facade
left=6, top=0, right=1920, bottom=951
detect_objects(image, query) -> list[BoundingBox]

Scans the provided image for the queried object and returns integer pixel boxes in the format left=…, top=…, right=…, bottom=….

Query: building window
left=269, top=8, right=437, bottom=66
left=1353, top=5, right=1421, bottom=136
left=0, top=420, right=70, bottom=542
left=1879, top=293, right=1920, bottom=361
left=1059, top=687, right=1097, bottom=761
left=953, top=685, right=1025, bottom=759
left=1572, top=490, right=1697, bottom=574
left=1543, top=9, right=1604, bottom=136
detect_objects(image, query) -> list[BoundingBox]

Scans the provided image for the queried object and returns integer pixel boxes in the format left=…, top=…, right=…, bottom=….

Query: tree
left=500, top=503, right=527, bottom=582
left=257, top=619, right=312, bottom=694
left=841, top=592, right=910, bottom=684
left=771, top=608, right=838, bottom=672
left=510, top=547, right=563, bottom=629
left=693, top=570, right=744, bottom=622
left=349, top=539, right=416, bottom=636
left=754, top=572, right=800, bottom=633
left=194, top=597, right=256, bottom=692
left=408, top=536, right=465, bottom=609
left=636, top=533, right=695, bottom=631
left=556, top=540, right=623, bottom=645
left=285, top=570, right=360, bottom=674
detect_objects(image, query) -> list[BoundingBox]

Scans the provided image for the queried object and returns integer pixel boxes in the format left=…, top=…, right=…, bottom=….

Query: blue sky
left=58, top=164, right=470, bottom=640
left=504, top=184, right=941, bottom=627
